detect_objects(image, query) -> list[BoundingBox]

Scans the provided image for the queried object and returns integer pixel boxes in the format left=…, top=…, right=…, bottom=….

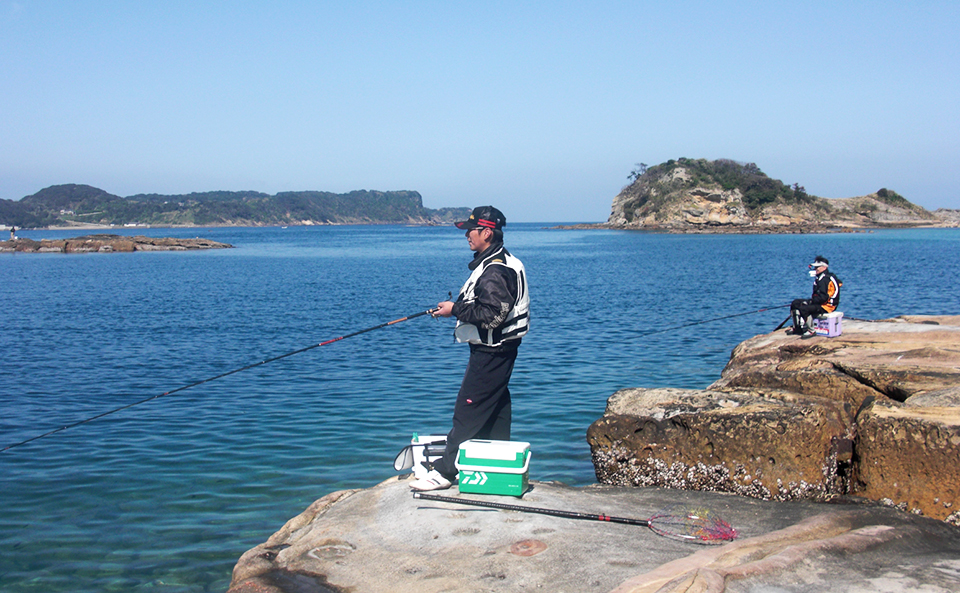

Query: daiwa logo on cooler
left=460, top=471, right=488, bottom=486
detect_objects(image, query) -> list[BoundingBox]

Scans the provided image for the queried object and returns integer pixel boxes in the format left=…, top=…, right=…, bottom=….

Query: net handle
left=413, top=492, right=742, bottom=544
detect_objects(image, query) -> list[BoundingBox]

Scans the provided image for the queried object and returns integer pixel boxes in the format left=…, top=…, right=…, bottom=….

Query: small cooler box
left=456, top=439, right=531, bottom=497
left=814, top=311, right=843, bottom=337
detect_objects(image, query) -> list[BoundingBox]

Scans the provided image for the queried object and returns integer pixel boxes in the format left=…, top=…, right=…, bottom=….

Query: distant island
left=1, top=234, right=233, bottom=253
left=0, top=184, right=472, bottom=229
left=564, top=158, right=960, bottom=233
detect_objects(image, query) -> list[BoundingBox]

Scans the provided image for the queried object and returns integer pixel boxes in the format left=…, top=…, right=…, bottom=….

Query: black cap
left=454, top=206, right=506, bottom=231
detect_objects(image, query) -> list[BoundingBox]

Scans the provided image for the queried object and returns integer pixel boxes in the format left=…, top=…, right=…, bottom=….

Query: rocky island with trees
left=568, top=157, right=960, bottom=232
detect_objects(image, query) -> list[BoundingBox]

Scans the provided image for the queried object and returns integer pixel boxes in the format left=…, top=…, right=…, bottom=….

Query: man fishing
left=410, top=206, right=530, bottom=491
left=788, top=255, right=841, bottom=339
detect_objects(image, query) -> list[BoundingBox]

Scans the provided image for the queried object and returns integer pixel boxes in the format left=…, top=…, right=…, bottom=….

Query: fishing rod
left=2, top=308, right=436, bottom=453
left=634, top=303, right=791, bottom=337
left=413, top=492, right=738, bottom=544
left=775, top=315, right=793, bottom=330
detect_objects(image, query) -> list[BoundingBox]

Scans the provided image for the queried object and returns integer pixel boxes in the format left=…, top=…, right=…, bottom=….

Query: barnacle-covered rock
left=587, top=388, right=853, bottom=501
left=588, top=316, right=960, bottom=524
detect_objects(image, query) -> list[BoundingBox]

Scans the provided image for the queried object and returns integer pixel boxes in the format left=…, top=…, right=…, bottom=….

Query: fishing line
left=633, top=303, right=791, bottom=337
left=2, top=308, right=436, bottom=453
left=4, top=303, right=790, bottom=452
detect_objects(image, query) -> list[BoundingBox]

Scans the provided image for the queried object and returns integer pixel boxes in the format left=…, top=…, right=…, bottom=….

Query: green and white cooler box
left=456, top=439, right=531, bottom=497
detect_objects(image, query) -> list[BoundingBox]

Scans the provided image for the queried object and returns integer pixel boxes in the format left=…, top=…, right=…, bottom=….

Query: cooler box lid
left=457, top=439, right=530, bottom=471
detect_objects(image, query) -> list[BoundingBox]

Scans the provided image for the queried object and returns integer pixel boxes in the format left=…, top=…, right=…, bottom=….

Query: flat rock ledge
left=230, top=315, right=960, bottom=592
left=1, top=234, right=232, bottom=253
left=228, top=477, right=960, bottom=593
left=588, top=315, right=960, bottom=524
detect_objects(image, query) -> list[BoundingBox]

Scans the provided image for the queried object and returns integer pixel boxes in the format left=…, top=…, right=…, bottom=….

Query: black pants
left=791, top=299, right=825, bottom=331
left=433, top=344, right=518, bottom=480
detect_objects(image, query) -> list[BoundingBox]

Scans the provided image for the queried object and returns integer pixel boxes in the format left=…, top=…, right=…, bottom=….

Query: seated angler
left=789, top=255, right=842, bottom=339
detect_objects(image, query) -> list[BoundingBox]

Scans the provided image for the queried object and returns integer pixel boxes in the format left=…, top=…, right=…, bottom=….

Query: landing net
left=647, top=505, right=739, bottom=544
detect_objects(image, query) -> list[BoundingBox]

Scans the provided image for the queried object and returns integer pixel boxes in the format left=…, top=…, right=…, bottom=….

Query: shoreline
left=9, top=220, right=448, bottom=232
left=554, top=220, right=959, bottom=233
left=11, top=220, right=960, bottom=234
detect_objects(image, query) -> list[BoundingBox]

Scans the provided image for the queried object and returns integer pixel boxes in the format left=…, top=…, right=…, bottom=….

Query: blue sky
left=2, top=1, right=957, bottom=222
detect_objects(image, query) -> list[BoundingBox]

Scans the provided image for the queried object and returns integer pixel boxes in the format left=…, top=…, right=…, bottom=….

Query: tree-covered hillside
left=1, top=185, right=471, bottom=228
left=609, top=157, right=934, bottom=229
left=625, top=158, right=815, bottom=213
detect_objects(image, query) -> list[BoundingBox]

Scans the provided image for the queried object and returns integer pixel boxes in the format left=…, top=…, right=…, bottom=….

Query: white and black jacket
left=452, top=242, right=529, bottom=349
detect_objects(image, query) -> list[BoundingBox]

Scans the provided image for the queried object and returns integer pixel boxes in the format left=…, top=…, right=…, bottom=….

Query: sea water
left=1, top=224, right=958, bottom=592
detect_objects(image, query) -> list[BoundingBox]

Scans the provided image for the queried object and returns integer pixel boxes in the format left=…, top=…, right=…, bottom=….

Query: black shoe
left=785, top=328, right=800, bottom=335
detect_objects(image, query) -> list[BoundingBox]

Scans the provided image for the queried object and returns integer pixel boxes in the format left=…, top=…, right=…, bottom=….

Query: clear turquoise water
left=2, top=225, right=958, bottom=592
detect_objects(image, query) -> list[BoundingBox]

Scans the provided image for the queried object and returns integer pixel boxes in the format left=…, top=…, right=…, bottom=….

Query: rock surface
left=0, top=233, right=232, bottom=253
left=588, top=316, right=960, bottom=523
left=228, top=477, right=960, bottom=593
